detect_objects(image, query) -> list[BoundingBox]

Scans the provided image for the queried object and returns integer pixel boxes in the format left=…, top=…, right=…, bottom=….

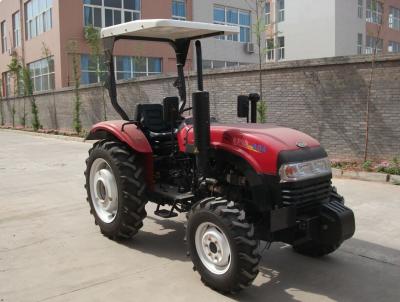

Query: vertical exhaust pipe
left=192, top=91, right=210, bottom=178
left=193, top=40, right=210, bottom=177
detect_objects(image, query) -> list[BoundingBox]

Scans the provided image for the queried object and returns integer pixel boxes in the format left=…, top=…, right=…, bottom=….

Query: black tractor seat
left=136, top=104, right=175, bottom=142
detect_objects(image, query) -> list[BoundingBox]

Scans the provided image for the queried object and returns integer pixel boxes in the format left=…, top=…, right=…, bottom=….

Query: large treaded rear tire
left=85, top=139, right=147, bottom=240
left=186, top=197, right=261, bottom=293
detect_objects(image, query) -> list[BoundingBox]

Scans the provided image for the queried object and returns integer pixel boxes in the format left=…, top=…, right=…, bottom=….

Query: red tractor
left=85, top=19, right=355, bottom=293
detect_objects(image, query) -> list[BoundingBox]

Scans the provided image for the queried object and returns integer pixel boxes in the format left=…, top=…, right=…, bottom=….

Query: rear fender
left=86, top=121, right=154, bottom=188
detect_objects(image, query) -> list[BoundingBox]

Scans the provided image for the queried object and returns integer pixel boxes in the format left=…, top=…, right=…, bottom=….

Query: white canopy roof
left=101, top=19, right=239, bottom=40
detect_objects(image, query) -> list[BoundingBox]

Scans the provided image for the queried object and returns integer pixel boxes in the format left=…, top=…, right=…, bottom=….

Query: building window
left=365, top=35, right=383, bottom=54
left=278, top=0, right=285, bottom=22
left=358, top=0, right=363, bottom=18
left=266, top=38, right=274, bottom=61
left=80, top=54, right=106, bottom=84
left=25, top=0, right=53, bottom=40
left=366, top=0, right=383, bottom=24
left=357, top=33, right=363, bottom=54
left=83, top=0, right=141, bottom=28
left=202, top=60, right=240, bottom=70
left=389, top=7, right=400, bottom=30
left=12, top=12, right=21, bottom=48
left=172, top=0, right=186, bottom=20
left=388, top=41, right=400, bottom=53
left=213, top=6, right=251, bottom=43
left=114, top=56, right=162, bottom=80
left=265, top=2, right=271, bottom=25
left=28, top=57, right=55, bottom=92
left=1, top=21, right=7, bottom=54
left=277, top=36, right=285, bottom=60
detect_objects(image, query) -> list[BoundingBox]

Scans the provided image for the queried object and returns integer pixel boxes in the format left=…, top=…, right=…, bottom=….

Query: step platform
left=151, top=183, right=194, bottom=204
left=154, top=209, right=179, bottom=218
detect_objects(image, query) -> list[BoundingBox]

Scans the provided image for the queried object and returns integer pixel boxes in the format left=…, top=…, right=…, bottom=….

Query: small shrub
left=375, top=158, right=400, bottom=176
left=362, top=160, right=373, bottom=171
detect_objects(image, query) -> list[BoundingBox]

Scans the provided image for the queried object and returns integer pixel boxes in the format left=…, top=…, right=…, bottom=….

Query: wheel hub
left=195, top=223, right=231, bottom=275
left=90, top=158, right=119, bottom=223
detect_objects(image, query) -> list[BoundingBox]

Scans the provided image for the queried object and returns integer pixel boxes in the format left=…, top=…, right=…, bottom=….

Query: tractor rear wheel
left=85, top=139, right=147, bottom=240
left=186, top=197, right=260, bottom=293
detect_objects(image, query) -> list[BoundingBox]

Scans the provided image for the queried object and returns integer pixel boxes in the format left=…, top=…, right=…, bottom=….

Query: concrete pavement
left=0, top=130, right=399, bottom=302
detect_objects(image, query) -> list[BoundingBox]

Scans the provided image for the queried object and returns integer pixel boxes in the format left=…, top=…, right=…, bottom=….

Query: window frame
left=358, top=0, right=363, bottom=18
left=202, top=60, right=240, bottom=70
left=83, top=0, right=141, bottom=28
left=265, top=2, right=271, bottom=25
left=12, top=11, right=21, bottom=48
left=1, top=21, right=7, bottom=54
left=277, top=0, right=285, bottom=23
left=365, top=35, right=383, bottom=54
left=366, top=0, right=383, bottom=24
left=277, top=36, right=285, bottom=60
left=28, top=56, right=55, bottom=93
left=266, top=38, right=274, bottom=61
left=389, top=6, right=400, bottom=30
left=114, top=56, right=162, bottom=81
left=357, top=33, right=363, bottom=54
left=25, top=0, right=53, bottom=40
left=388, top=40, right=400, bottom=53
left=172, top=0, right=186, bottom=21
left=213, top=5, right=251, bottom=43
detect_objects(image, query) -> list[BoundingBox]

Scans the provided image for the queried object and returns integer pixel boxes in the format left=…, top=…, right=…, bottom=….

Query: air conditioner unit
left=245, top=43, right=255, bottom=54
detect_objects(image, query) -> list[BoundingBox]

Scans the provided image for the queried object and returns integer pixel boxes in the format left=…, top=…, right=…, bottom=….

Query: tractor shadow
left=123, top=215, right=400, bottom=302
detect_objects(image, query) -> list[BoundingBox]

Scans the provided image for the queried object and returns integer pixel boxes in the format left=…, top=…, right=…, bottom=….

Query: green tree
left=7, top=53, right=22, bottom=127
left=84, top=25, right=107, bottom=120
left=22, top=67, right=41, bottom=131
left=246, top=0, right=267, bottom=123
left=364, top=0, right=386, bottom=161
left=42, top=42, right=58, bottom=130
left=0, top=85, right=4, bottom=126
left=67, top=40, right=82, bottom=134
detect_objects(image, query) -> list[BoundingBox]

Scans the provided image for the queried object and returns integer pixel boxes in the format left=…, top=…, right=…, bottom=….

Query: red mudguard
left=86, top=120, right=154, bottom=187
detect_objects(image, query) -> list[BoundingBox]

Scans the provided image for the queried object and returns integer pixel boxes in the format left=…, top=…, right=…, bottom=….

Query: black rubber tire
left=85, top=139, right=147, bottom=240
left=186, top=197, right=260, bottom=293
left=293, top=187, right=344, bottom=257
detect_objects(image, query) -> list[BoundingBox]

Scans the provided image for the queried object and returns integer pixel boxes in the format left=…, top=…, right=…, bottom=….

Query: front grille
left=280, top=176, right=332, bottom=210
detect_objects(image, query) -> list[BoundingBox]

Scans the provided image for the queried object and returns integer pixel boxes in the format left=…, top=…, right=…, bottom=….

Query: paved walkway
left=0, top=130, right=399, bottom=302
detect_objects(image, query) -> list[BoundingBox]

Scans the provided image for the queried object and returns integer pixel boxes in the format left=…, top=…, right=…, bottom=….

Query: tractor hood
left=177, top=122, right=322, bottom=175
left=212, top=124, right=320, bottom=150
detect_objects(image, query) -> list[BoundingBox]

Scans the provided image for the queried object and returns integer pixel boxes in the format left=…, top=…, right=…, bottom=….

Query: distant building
left=193, top=0, right=261, bottom=69
left=0, top=0, right=194, bottom=97
left=264, top=0, right=400, bottom=62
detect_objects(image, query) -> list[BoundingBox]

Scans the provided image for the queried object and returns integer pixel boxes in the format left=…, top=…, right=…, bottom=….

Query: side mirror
left=163, top=96, right=179, bottom=123
left=249, top=93, right=260, bottom=103
left=237, top=95, right=249, bottom=119
left=248, top=93, right=260, bottom=123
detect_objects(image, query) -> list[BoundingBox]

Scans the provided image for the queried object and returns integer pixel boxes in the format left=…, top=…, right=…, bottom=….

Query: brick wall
left=1, top=55, right=399, bottom=161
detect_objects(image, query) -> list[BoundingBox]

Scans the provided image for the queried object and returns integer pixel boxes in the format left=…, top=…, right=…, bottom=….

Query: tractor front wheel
left=85, top=139, right=147, bottom=240
left=186, top=198, right=261, bottom=293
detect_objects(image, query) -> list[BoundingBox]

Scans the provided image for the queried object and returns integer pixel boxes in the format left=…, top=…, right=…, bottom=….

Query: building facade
left=193, top=0, right=261, bottom=69
left=0, top=0, right=264, bottom=98
left=265, top=0, right=400, bottom=62
left=0, top=0, right=194, bottom=97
